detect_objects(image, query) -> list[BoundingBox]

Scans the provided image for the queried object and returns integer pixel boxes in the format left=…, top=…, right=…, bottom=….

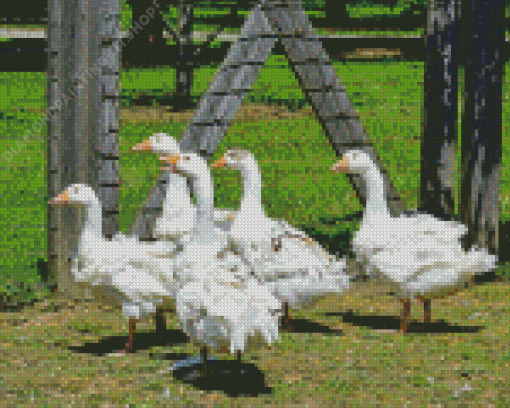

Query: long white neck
left=363, top=165, right=391, bottom=220
left=163, top=173, right=192, bottom=211
left=189, top=168, right=217, bottom=241
left=81, top=200, right=104, bottom=240
left=239, top=160, right=266, bottom=219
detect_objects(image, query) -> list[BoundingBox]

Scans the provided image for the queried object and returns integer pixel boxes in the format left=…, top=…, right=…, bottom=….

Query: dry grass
left=0, top=280, right=508, bottom=406
left=120, top=103, right=316, bottom=126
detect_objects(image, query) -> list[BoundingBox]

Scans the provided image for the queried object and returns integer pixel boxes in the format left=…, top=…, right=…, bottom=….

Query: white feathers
left=331, top=150, right=497, bottom=300
left=132, top=133, right=235, bottom=243
left=168, top=151, right=282, bottom=354
left=51, top=184, right=177, bottom=320
left=213, top=148, right=351, bottom=308
left=177, top=275, right=281, bottom=353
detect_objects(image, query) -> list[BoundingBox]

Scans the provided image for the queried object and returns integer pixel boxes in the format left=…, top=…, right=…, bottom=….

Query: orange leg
left=217, top=345, right=230, bottom=354
left=401, top=300, right=411, bottom=333
left=120, top=318, right=138, bottom=353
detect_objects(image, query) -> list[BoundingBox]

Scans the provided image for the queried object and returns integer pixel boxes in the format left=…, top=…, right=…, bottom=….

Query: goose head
left=132, top=133, right=180, bottom=155
left=51, top=184, right=99, bottom=207
left=329, top=150, right=374, bottom=176
left=159, top=152, right=209, bottom=181
left=210, top=148, right=256, bottom=172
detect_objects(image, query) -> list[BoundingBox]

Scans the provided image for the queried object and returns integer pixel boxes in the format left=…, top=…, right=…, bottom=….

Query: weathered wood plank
left=262, top=0, right=403, bottom=215
left=48, top=0, right=122, bottom=294
left=92, top=0, right=122, bottom=238
left=47, top=0, right=64, bottom=288
left=131, top=2, right=277, bottom=238
left=420, top=0, right=460, bottom=221
left=460, top=0, right=505, bottom=256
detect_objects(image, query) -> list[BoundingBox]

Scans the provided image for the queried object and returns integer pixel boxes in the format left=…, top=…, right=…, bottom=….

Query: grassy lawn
left=0, top=55, right=509, bottom=405
left=0, top=280, right=508, bottom=406
left=2, top=56, right=509, bottom=280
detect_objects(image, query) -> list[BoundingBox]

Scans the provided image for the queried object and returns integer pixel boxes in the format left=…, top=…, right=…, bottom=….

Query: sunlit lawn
left=0, top=56, right=509, bottom=405
left=0, top=278, right=508, bottom=405
left=2, top=57, right=509, bottom=280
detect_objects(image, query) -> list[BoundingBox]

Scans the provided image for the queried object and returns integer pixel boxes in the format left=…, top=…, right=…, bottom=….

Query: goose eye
left=184, top=156, right=190, bottom=161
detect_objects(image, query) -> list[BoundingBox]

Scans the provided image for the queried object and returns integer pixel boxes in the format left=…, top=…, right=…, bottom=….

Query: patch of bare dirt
left=341, top=48, right=402, bottom=59
left=120, top=103, right=316, bottom=125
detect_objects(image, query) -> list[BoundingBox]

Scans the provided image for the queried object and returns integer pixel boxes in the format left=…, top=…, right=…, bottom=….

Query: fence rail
left=3, top=32, right=510, bottom=73
left=0, top=29, right=430, bottom=72
left=0, top=28, right=423, bottom=40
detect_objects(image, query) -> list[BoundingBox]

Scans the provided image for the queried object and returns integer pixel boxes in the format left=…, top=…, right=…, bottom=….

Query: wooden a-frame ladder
left=130, top=0, right=404, bottom=239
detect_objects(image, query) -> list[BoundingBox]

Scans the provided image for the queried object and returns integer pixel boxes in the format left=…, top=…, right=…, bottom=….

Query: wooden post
left=47, top=0, right=121, bottom=295
left=178, top=2, right=276, bottom=155
left=47, top=0, right=63, bottom=290
left=420, top=0, right=460, bottom=221
left=460, top=0, right=505, bottom=256
left=47, top=0, right=79, bottom=295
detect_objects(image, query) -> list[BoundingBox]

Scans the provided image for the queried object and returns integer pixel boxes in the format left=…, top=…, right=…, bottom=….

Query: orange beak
left=51, top=190, right=69, bottom=205
left=159, top=154, right=179, bottom=171
left=210, top=156, right=227, bottom=169
left=132, top=139, right=152, bottom=152
left=329, top=157, right=350, bottom=173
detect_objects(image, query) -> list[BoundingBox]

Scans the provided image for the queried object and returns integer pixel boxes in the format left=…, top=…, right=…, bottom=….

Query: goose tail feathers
left=467, top=245, right=498, bottom=275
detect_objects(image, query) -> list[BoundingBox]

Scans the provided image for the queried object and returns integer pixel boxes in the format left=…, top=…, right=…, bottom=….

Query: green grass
left=121, top=0, right=132, bottom=32
left=0, top=47, right=509, bottom=407
left=0, top=56, right=509, bottom=283
left=346, top=0, right=425, bottom=18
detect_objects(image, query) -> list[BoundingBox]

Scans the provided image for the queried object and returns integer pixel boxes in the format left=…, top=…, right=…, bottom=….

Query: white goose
left=132, top=133, right=235, bottom=243
left=330, top=150, right=497, bottom=332
left=51, top=184, right=178, bottom=352
left=160, top=151, right=281, bottom=376
left=211, top=149, right=351, bottom=329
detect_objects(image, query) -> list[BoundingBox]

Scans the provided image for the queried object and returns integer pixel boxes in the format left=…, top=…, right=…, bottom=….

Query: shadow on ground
left=68, top=328, right=189, bottom=355
left=171, top=356, right=272, bottom=397
left=281, top=317, right=343, bottom=335
left=326, top=310, right=484, bottom=334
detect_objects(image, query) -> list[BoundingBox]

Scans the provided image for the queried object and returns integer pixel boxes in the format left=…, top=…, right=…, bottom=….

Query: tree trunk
left=172, top=2, right=195, bottom=111
left=420, top=0, right=460, bottom=221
